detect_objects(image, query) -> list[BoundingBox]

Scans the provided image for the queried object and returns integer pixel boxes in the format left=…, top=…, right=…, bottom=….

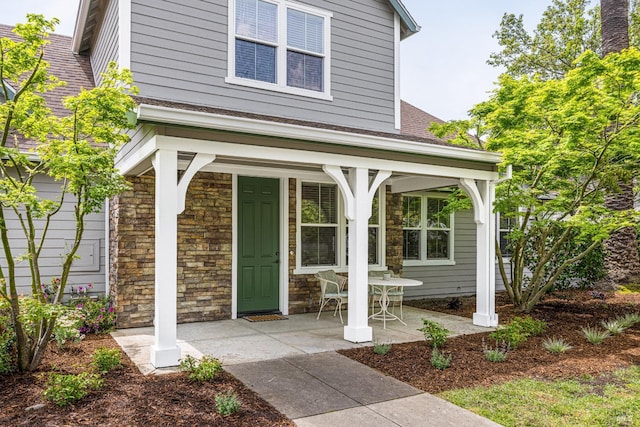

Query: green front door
left=237, top=176, right=280, bottom=313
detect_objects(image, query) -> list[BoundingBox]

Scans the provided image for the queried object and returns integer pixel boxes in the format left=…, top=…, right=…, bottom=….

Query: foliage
left=483, top=339, right=509, bottom=362
left=179, top=355, right=223, bottom=382
left=52, top=310, right=83, bottom=349
left=91, top=347, right=121, bottom=374
left=489, top=316, right=547, bottom=350
left=42, top=372, right=103, bottom=406
left=618, top=312, right=640, bottom=328
left=418, top=319, right=450, bottom=349
left=373, top=341, right=391, bottom=355
left=72, top=296, right=116, bottom=335
left=0, top=300, right=16, bottom=373
left=215, top=390, right=242, bottom=416
left=581, top=326, right=610, bottom=344
left=601, top=319, right=627, bottom=335
left=441, top=366, right=640, bottom=427
left=0, top=15, right=137, bottom=371
left=542, top=337, right=573, bottom=354
left=430, top=348, right=451, bottom=370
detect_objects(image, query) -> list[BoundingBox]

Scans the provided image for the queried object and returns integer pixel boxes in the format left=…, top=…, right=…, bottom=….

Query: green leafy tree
left=436, top=49, right=640, bottom=312
left=0, top=15, right=137, bottom=371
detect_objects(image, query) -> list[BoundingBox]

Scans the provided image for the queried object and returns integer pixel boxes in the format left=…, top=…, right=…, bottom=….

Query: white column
left=150, top=149, right=181, bottom=367
left=473, top=180, right=498, bottom=327
left=344, top=167, right=373, bottom=342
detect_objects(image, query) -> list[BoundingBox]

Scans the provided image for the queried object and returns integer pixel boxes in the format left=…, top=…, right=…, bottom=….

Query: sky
left=3, top=1, right=564, bottom=121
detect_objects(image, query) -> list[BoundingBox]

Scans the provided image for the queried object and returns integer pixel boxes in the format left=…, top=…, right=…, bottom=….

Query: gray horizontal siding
left=129, top=0, right=397, bottom=132
left=0, top=174, right=106, bottom=298
left=403, top=209, right=507, bottom=299
left=116, top=124, right=157, bottom=165
left=90, top=0, right=119, bottom=85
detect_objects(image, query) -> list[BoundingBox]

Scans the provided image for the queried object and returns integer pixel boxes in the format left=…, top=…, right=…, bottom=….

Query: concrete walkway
left=112, top=306, right=499, bottom=426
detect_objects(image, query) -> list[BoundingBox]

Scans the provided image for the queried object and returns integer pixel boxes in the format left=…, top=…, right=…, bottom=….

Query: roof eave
left=388, top=0, right=421, bottom=39
left=71, top=0, right=92, bottom=53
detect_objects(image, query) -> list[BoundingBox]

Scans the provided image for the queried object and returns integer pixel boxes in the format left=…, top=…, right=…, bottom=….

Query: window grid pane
left=301, top=226, right=337, bottom=266
left=301, top=183, right=337, bottom=225
left=426, top=230, right=449, bottom=259
left=236, top=0, right=277, bottom=43
left=235, top=39, right=276, bottom=82
left=287, top=9, right=324, bottom=54
left=427, top=198, right=450, bottom=229
left=403, top=230, right=420, bottom=260
left=287, top=51, right=323, bottom=92
left=403, top=196, right=421, bottom=228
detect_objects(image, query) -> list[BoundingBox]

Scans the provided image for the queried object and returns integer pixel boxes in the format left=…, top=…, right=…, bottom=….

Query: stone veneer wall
left=110, top=172, right=233, bottom=328
left=385, top=186, right=404, bottom=275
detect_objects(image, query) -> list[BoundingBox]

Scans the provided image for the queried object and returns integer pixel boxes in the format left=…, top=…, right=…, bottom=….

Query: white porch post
left=323, top=166, right=391, bottom=342
left=150, top=149, right=181, bottom=367
left=459, top=179, right=498, bottom=327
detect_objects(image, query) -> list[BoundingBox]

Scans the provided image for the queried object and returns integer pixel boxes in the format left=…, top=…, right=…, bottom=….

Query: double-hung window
left=229, top=0, right=332, bottom=99
left=497, top=212, right=516, bottom=258
left=297, top=181, right=384, bottom=272
left=402, top=194, right=455, bottom=266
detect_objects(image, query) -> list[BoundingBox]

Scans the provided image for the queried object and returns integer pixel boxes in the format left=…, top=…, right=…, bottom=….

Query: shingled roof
left=400, top=100, right=448, bottom=141
left=0, top=25, right=95, bottom=117
left=0, top=24, right=94, bottom=150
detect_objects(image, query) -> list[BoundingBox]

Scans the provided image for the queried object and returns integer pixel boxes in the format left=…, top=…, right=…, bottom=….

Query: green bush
left=601, top=319, right=626, bottom=335
left=543, top=337, right=573, bottom=354
left=418, top=320, right=450, bottom=348
left=430, top=348, right=451, bottom=370
left=373, top=341, right=391, bottom=355
left=582, top=326, right=610, bottom=345
left=489, top=316, right=547, bottom=350
left=72, top=296, right=116, bottom=335
left=91, top=347, right=122, bottom=373
left=53, top=311, right=84, bottom=349
left=215, top=390, right=241, bottom=416
left=483, top=339, right=508, bottom=362
left=42, top=372, right=103, bottom=406
left=0, top=301, right=16, bottom=374
left=618, top=313, right=640, bottom=329
left=179, top=355, right=222, bottom=382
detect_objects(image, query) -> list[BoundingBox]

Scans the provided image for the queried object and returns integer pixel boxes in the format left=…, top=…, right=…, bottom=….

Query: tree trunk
left=600, top=0, right=640, bottom=286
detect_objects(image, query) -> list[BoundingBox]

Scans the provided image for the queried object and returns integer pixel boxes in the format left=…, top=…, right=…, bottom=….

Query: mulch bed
left=0, top=334, right=294, bottom=426
left=339, top=290, right=640, bottom=394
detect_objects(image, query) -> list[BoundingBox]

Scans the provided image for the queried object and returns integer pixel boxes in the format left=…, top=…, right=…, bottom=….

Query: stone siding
left=385, top=186, right=404, bottom=275
left=110, top=172, right=233, bottom=328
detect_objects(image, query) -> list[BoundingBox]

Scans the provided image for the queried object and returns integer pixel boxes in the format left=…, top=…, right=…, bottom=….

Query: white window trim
left=226, top=0, right=333, bottom=101
left=402, top=192, right=456, bottom=267
left=294, top=179, right=385, bottom=275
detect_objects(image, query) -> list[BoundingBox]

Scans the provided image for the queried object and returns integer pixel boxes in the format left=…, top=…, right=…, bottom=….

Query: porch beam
left=155, top=136, right=499, bottom=181
left=390, top=176, right=459, bottom=193
left=150, top=148, right=181, bottom=367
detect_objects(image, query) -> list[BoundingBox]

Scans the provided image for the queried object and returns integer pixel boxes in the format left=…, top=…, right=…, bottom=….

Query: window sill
left=402, top=260, right=456, bottom=267
left=225, top=76, right=333, bottom=101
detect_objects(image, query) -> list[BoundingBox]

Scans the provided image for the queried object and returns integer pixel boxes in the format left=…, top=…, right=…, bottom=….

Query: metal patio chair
left=315, top=270, right=348, bottom=323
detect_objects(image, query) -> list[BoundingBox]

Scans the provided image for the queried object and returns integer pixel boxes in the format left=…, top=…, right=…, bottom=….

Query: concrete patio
left=112, top=305, right=490, bottom=374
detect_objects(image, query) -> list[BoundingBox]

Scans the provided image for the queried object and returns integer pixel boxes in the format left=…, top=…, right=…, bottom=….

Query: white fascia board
left=71, top=0, right=91, bottom=53
left=136, top=104, right=502, bottom=165
left=115, top=136, right=158, bottom=175
left=155, top=136, right=499, bottom=181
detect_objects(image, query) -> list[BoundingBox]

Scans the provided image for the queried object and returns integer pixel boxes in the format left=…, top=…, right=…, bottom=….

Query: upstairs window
left=228, top=0, right=332, bottom=100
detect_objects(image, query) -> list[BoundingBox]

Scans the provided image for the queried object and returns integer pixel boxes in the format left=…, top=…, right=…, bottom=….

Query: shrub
left=543, top=337, right=573, bottom=354
left=418, top=320, right=450, bottom=348
left=91, top=347, right=122, bottom=373
left=430, top=348, right=451, bottom=370
left=72, top=297, right=116, bottom=335
left=42, top=372, right=103, bottom=406
left=373, top=341, right=391, bottom=355
left=601, top=319, right=626, bottom=335
left=53, top=311, right=84, bottom=349
left=489, top=316, right=547, bottom=350
left=482, top=339, right=508, bottom=362
left=581, top=326, right=610, bottom=345
left=0, top=301, right=16, bottom=374
left=215, top=390, right=241, bottom=416
left=179, top=355, right=222, bottom=382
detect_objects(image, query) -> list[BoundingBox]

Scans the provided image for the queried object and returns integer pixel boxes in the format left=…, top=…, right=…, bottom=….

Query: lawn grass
left=440, top=366, right=640, bottom=427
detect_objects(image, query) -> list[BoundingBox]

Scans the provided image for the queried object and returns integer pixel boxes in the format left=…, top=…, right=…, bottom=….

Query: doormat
left=243, top=314, right=288, bottom=322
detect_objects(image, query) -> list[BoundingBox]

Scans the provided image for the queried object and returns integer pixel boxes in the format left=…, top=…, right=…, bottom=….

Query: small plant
left=543, top=337, right=573, bottom=354
left=581, top=326, right=610, bottom=345
left=42, top=372, right=103, bottom=406
left=53, top=311, right=84, bottom=349
left=618, top=313, right=640, bottom=329
left=418, top=320, right=450, bottom=348
left=215, top=390, right=242, bottom=416
left=91, top=347, right=122, bottom=373
left=601, top=319, right=626, bottom=335
left=72, top=296, right=116, bottom=335
left=430, top=348, right=451, bottom=370
left=0, top=301, right=16, bottom=374
left=179, top=355, right=223, bottom=382
left=373, top=341, right=391, bottom=355
left=482, top=339, right=508, bottom=362
left=489, top=316, right=547, bottom=350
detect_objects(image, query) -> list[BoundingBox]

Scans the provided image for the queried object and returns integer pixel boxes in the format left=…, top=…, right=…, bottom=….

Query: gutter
left=136, top=103, right=502, bottom=165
